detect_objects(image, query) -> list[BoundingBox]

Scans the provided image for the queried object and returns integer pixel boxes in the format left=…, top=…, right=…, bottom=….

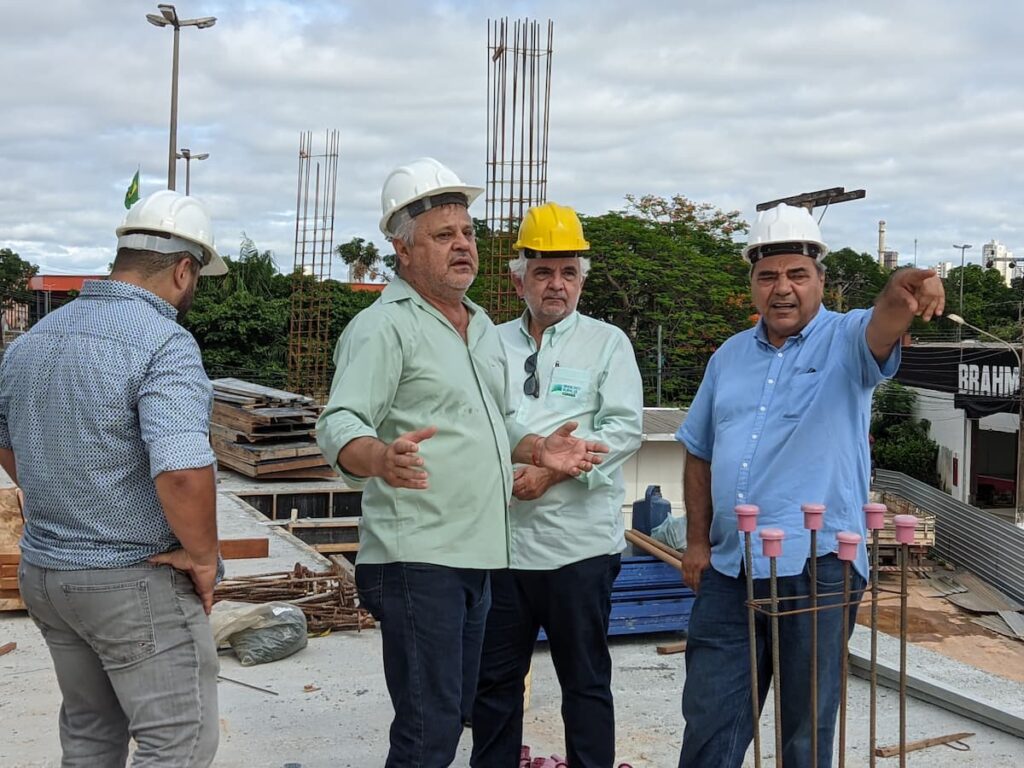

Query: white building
left=935, top=261, right=954, bottom=279
left=982, top=240, right=1019, bottom=287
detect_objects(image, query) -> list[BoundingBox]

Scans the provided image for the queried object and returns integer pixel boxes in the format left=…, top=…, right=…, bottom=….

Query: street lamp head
left=953, top=243, right=973, bottom=251
left=158, top=4, right=179, bottom=24
left=146, top=13, right=170, bottom=26
left=195, top=17, right=217, bottom=29
left=194, top=153, right=210, bottom=161
left=947, top=313, right=965, bottom=325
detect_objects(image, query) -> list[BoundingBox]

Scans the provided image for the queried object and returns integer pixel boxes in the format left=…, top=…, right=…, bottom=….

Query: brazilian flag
left=124, top=169, right=140, bottom=210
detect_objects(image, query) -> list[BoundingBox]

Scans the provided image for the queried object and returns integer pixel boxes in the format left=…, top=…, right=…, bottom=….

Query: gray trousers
left=19, top=561, right=219, bottom=767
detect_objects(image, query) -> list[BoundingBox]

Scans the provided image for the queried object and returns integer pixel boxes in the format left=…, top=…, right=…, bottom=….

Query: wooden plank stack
left=210, top=378, right=335, bottom=481
left=0, top=466, right=25, bottom=611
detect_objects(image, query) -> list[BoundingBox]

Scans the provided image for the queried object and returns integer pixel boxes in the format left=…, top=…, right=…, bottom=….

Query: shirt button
left=742, top=462, right=749, bottom=468
left=759, top=406, right=766, bottom=412
left=777, top=352, right=784, bottom=358
left=752, top=434, right=758, bottom=440
left=737, top=492, right=745, bottom=499
left=767, top=379, right=775, bottom=385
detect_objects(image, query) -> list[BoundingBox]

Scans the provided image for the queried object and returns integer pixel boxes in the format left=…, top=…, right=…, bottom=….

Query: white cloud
left=1, top=0, right=1023, bottom=278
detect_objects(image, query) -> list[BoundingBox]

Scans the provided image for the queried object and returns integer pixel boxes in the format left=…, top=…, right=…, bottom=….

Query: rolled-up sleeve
left=316, top=312, right=404, bottom=484
left=576, top=331, right=644, bottom=490
left=139, top=332, right=216, bottom=477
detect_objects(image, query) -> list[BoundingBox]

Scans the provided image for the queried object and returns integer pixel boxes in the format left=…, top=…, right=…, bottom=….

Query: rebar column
left=737, top=504, right=762, bottom=767
left=864, top=502, right=887, bottom=768
left=760, top=527, right=785, bottom=768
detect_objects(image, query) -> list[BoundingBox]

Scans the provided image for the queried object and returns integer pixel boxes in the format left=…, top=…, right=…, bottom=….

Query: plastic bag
left=209, top=600, right=308, bottom=666
left=650, top=514, right=687, bottom=552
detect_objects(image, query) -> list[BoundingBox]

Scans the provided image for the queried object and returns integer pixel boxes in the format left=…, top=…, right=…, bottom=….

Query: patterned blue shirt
left=0, top=280, right=216, bottom=570
left=676, top=308, right=899, bottom=581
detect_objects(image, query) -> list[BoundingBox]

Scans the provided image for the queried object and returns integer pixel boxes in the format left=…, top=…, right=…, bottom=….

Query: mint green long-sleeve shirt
left=497, top=311, right=644, bottom=569
left=316, top=278, right=514, bottom=569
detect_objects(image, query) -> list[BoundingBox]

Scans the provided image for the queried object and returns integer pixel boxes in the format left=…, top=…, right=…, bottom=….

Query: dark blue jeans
left=356, top=562, right=490, bottom=768
left=678, top=555, right=865, bottom=768
left=471, top=554, right=621, bottom=768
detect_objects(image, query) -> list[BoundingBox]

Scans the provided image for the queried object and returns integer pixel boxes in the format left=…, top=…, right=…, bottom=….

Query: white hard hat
left=379, top=157, right=483, bottom=237
left=116, top=190, right=227, bottom=276
left=742, top=203, right=828, bottom=265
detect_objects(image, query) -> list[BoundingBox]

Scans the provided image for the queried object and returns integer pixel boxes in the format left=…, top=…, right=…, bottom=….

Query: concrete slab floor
left=2, top=614, right=1021, bottom=767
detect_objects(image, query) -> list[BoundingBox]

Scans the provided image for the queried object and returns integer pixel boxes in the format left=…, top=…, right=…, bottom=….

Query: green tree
left=336, top=237, right=391, bottom=282
left=0, top=247, right=38, bottom=318
left=871, top=381, right=939, bottom=486
left=577, top=196, right=751, bottom=405
left=933, top=264, right=1020, bottom=341
left=821, top=247, right=888, bottom=312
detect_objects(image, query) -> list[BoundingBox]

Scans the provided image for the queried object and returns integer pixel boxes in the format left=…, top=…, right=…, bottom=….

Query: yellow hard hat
left=513, top=202, right=590, bottom=255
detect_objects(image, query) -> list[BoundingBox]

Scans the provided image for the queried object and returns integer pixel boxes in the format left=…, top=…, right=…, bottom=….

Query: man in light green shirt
left=317, top=159, right=608, bottom=768
left=471, top=203, right=643, bottom=768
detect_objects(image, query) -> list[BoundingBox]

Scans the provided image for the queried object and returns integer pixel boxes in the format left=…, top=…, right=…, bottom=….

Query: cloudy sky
left=2, top=0, right=1022, bottom=277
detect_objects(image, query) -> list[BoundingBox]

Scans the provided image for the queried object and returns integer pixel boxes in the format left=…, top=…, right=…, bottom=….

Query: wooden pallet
left=0, top=466, right=25, bottom=611
left=209, top=379, right=333, bottom=480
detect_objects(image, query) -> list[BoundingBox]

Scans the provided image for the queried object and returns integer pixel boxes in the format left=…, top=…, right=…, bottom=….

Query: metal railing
left=874, top=469, right=1024, bottom=605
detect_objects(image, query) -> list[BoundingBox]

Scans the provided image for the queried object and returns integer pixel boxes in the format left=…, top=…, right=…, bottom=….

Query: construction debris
left=0, top=641, right=16, bottom=656
left=210, top=378, right=334, bottom=480
left=213, top=561, right=373, bottom=634
left=874, top=731, right=973, bottom=758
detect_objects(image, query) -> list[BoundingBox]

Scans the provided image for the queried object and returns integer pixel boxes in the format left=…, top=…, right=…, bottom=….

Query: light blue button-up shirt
left=676, top=307, right=898, bottom=580
left=498, top=311, right=643, bottom=569
left=0, top=280, right=216, bottom=570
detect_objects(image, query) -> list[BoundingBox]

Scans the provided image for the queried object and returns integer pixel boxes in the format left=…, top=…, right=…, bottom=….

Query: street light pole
left=176, top=148, right=209, bottom=196
left=949, top=313, right=1024, bottom=526
left=147, top=5, right=216, bottom=191
left=953, top=243, right=973, bottom=341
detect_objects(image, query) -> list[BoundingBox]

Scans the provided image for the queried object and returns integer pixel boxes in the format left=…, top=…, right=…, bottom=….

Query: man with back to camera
left=471, top=202, right=644, bottom=767
left=316, top=159, right=609, bottom=768
left=0, top=190, right=228, bottom=766
left=675, top=203, right=944, bottom=768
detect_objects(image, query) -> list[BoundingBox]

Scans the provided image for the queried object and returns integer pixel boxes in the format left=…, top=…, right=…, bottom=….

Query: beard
left=176, top=280, right=197, bottom=322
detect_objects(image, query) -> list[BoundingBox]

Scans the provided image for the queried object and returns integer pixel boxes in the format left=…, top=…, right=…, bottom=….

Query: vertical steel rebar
left=744, top=531, right=762, bottom=767
left=899, top=543, right=909, bottom=768
left=838, top=560, right=851, bottom=768
left=809, top=530, right=818, bottom=768
left=770, top=556, right=782, bottom=768
left=870, top=528, right=880, bottom=768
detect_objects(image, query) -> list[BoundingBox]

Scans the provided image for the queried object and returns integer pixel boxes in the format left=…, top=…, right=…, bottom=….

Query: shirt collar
left=382, top=276, right=485, bottom=323
left=80, top=279, right=179, bottom=321
left=517, top=309, right=580, bottom=343
left=754, top=304, right=827, bottom=348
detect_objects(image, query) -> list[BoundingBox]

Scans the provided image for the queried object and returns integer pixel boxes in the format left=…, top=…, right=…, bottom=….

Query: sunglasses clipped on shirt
left=524, top=351, right=540, bottom=398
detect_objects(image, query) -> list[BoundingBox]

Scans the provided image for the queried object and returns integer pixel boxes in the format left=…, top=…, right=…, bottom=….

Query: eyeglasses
left=523, top=351, right=540, bottom=398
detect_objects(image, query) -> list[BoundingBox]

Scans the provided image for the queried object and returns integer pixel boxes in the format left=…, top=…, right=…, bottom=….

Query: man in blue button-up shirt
left=674, top=204, right=944, bottom=768
left=0, top=191, right=227, bottom=767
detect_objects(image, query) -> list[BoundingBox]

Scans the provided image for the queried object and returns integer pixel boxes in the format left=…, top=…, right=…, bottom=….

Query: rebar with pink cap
left=736, top=505, right=763, bottom=768
left=835, top=531, right=862, bottom=768
left=802, top=502, right=825, bottom=768
left=760, top=527, right=785, bottom=768
left=863, top=502, right=888, bottom=768
left=893, top=514, right=918, bottom=768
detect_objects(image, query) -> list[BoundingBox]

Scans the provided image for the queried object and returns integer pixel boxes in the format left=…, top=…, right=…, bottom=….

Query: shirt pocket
left=781, top=371, right=822, bottom=420
left=544, top=366, right=592, bottom=414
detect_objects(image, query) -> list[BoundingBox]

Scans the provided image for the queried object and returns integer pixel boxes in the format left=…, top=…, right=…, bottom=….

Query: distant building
left=882, top=250, right=899, bottom=270
left=982, top=240, right=1019, bottom=287
left=935, top=261, right=954, bottom=279
left=27, top=275, right=105, bottom=323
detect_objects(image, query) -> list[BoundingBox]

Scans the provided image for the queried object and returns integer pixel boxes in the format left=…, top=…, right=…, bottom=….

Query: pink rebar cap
left=735, top=504, right=760, bottom=533
left=802, top=503, right=825, bottom=531
left=836, top=531, right=862, bottom=561
left=893, top=514, right=918, bottom=545
left=863, top=502, right=887, bottom=531
left=759, top=528, right=785, bottom=558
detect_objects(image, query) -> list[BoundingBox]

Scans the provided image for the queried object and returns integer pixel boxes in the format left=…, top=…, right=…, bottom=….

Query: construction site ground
left=2, top=497, right=1022, bottom=766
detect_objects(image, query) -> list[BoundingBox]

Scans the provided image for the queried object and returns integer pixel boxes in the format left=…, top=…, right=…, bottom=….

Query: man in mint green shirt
left=471, top=203, right=644, bottom=768
left=317, top=159, right=607, bottom=768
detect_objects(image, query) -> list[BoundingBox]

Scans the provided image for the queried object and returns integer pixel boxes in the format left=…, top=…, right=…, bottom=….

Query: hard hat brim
left=379, top=184, right=484, bottom=237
